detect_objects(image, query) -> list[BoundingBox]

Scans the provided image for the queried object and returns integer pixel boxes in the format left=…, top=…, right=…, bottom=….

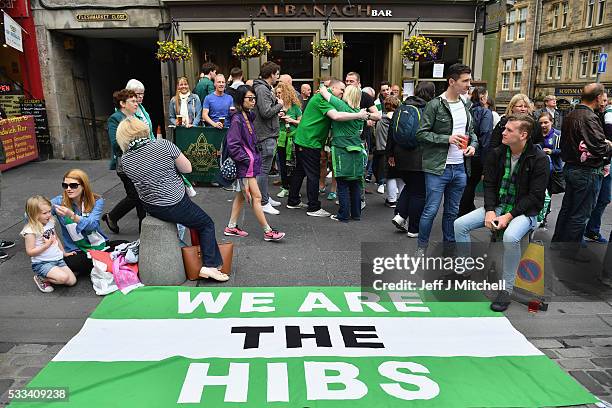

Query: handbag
left=219, top=157, right=237, bottom=181
left=549, top=170, right=565, bottom=194
left=181, top=242, right=234, bottom=280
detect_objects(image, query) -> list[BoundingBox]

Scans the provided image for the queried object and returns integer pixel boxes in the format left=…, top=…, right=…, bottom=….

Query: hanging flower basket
left=400, top=35, right=438, bottom=62
left=232, top=36, right=271, bottom=60
left=311, top=37, right=345, bottom=58
left=156, top=40, right=192, bottom=62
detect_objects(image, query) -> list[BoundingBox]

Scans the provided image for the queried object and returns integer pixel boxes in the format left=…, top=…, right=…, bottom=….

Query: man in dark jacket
left=253, top=61, right=284, bottom=215
left=552, top=83, right=612, bottom=261
left=455, top=114, right=549, bottom=312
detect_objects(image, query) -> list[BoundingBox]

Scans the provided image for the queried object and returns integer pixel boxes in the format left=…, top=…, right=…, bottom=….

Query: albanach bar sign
left=256, top=4, right=392, bottom=18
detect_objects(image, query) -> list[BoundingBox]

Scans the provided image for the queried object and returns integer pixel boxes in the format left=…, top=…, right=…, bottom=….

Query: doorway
left=191, top=33, right=243, bottom=80
left=342, top=32, right=393, bottom=89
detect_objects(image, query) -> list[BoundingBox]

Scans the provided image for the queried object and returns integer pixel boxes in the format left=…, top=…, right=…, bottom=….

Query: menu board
left=0, top=94, right=23, bottom=117
left=0, top=116, right=39, bottom=171
left=20, top=99, right=51, bottom=145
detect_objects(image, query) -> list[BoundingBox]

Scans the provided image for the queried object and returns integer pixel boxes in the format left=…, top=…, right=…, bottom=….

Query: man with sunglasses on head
left=287, top=79, right=370, bottom=217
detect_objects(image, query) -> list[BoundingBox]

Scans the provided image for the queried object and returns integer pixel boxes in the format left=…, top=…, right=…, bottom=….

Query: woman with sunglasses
left=51, top=169, right=124, bottom=276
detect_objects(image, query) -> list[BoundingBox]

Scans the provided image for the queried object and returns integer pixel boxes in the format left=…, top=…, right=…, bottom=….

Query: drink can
left=527, top=301, right=540, bottom=313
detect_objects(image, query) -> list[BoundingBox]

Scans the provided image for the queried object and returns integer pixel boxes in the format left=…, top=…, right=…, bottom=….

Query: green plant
left=400, top=36, right=438, bottom=61
left=311, top=37, right=345, bottom=58
left=156, top=40, right=192, bottom=62
left=232, top=36, right=271, bottom=60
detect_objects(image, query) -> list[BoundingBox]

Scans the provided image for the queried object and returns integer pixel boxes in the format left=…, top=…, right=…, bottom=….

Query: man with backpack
left=415, top=64, right=478, bottom=255
left=387, top=82, right=436, bottom=237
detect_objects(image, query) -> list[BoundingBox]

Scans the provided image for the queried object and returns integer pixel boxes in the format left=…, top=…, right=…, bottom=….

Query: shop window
left=586, top=0, right=595, bottom=27
left=267, top=35, right=314, bottom=84
left=597, top=0, right=606, bottom=25
left=591, top=50, right=600, bottom=77
left=283, top=37, right=302, bottom=52
left=579, top=51, right=589, bottom=78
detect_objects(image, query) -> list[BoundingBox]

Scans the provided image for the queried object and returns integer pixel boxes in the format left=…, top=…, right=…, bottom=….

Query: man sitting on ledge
left=454, top=114, right=549, bottom=312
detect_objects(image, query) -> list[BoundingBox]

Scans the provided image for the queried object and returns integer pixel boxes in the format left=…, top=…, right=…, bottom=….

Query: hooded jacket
left=252, top=78, right=282, bottom=143
left=226, top=110, right=262, bottom=178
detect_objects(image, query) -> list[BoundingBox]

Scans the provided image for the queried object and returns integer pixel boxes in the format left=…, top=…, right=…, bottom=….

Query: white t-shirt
left=442, top=93, right=467, bottom=165
left=20, top=218, right=63, bottom=263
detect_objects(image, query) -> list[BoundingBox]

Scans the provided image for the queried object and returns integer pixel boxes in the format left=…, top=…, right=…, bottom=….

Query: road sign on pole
left=599, top=53, right=608, bottom=74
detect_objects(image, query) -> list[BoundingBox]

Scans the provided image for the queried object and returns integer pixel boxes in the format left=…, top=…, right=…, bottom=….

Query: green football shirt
left=294, top=93, right=334, bottom=149
left=328, top=95, right=363, bottom=148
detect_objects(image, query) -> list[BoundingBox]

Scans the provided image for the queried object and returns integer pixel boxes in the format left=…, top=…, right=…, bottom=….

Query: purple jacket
left=226, top=110, right=261, bottom=178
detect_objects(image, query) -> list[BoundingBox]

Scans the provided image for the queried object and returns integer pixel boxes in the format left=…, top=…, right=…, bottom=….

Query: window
left=562, top=2, right=569, bottom=27
left=586, top=0, right=595, bottom=27
left=567, top=51, right=574, bottom=79
left=501, top=59, right=512, bottom=90
left=513, top=58, right=523, bottom=89
left=517, top=8, right=528, bottom=39
left=283, top=37, right=302, bottom=52
left=556, top=55, right=563, bottom=79
left=547, top=56, right=555, bottom=79
left=597, top=0, right=606, bottom=25
left=580, top=51, right=589, bottom=77
left=591, top=50, right=600, bottom=76
left=266, top=35, right=314, bottom=82
left=552, top=3, right=560, bottom=29
left=506, top=10, right=516, bottom=41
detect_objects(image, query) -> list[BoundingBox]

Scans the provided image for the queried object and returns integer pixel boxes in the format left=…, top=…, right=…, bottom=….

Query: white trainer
left=377, top=184, right=385, bottom=194
left=307, top=208, right=331, bottom=217
left=262, top=203, right=280, bottom=215
left=269, top=198, right=281, bottom=207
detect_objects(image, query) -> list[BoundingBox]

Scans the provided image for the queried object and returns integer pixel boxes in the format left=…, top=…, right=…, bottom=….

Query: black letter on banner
left=340, top=326, right=384, bottom=348
left=285, top=326, right=332, bottom=348
left=231, top=326, right=274, bottom=349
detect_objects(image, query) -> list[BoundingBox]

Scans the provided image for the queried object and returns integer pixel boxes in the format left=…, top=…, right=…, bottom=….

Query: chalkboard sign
left=19, top=99, right=52, bottom=159
left=0, top=94, right=23, bottom=116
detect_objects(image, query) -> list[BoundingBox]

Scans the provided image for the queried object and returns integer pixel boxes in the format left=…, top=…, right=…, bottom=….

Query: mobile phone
left=491, top=219, right=499, bottom=229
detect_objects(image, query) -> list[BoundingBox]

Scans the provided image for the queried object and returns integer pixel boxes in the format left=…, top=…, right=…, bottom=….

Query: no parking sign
left=515, top=242, right=545, bottom=296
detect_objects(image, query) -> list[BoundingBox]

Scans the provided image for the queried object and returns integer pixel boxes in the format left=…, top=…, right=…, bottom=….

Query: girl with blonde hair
left=22, top=195, right=77, bottom=293
left=491, top=93, right=542, bottom=148
left=275, top=81, right=302, bottom=198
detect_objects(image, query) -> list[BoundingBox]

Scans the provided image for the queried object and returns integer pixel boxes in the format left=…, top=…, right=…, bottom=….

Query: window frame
left=513, top=58, right=523, bottom=90
left=579, top=51, right=589, bottom=78
left=506, top=10, right=516, bottom=42
left=586, top=0, right=595, bottom=27
left=591, top=50, right=600, bottom=77
left=552, top=3, right=560, bottom=29
left=562, top=2, right=569, bottom=27
left=597, top=0, right=606, bottom=25
left=517, top=7, right=528, bottom=40
left=567, top=51, right=574, bottom=80
left=547, top=56, right=555, bottom=79
left=501, top=58, right=512, bottom=90
left=555, top=55, right=563, bottom=79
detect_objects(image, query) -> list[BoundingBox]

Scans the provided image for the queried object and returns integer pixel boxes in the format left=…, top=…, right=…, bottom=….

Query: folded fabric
left=88, top=251, right=118, bottom=296
left=111, top=240, right=140, bottom=264
left=90, top=250, right=142, bottom=295
left=112, top=254, right=143, bottom=295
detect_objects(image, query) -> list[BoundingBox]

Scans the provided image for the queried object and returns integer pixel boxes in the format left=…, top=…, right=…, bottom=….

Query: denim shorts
left=32, top=259, right=67, bottom=278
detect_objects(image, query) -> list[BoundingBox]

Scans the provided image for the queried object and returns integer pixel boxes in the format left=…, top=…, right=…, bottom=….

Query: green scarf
left=498, top=147, right=524, bottom=216
left=127, top=137, right=151, bottom=152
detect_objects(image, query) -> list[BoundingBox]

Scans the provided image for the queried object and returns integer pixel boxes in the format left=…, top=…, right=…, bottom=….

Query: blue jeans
left=256, top=138, right=277, bottom=206
left=418, top=164, right=467, bottom=247
left=586, top=173, right=611, bottom=236
left=454, top=207, right=537, bottom=292
left=552, top=164, right=603, bottom=244
left=144, top=194, right=222, bottom=268
left=336, top=178, right=361, bottom=221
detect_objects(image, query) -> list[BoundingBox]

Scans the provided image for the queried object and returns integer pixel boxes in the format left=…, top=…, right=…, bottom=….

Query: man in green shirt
left=193, top=62, right=217, bottom=104
left=287, top=79, right=369, bottom=217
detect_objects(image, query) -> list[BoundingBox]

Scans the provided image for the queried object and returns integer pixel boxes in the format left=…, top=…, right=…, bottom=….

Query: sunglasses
left=62, top=182, right=81, bottom=190
left=245, top=96, right=257, bottom=101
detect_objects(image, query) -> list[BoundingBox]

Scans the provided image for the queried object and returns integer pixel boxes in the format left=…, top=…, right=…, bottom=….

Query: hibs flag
left=10, top=287, right=596, bottom=407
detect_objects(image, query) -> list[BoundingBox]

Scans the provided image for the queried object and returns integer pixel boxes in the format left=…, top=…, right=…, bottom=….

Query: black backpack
left=390, top=103, right=423, bottom=150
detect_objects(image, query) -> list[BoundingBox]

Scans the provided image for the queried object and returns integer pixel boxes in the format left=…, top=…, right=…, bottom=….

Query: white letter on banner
left=177, top=363, right=249, bottom=403
left=388, top=292, right=430, bottom=313
left=240, top=293, right=276, bottom=312
left=299, top=292, right=341, bottom=312
left=378, top=361, right=440, bottom=400
left=344, top=292, right=388, bottom=313
left=304, top=362, right=368, bottom=400
left=177, top=292, right=231, bottom=314
left=267, top=363, right=289, bottom=402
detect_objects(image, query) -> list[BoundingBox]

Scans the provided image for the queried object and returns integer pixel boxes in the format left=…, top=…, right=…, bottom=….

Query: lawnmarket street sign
left=15, top=286, right=595, bottom=407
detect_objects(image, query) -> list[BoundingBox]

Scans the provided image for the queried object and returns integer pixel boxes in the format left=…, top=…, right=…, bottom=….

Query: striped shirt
left=121, top=139, right=185, bottom=206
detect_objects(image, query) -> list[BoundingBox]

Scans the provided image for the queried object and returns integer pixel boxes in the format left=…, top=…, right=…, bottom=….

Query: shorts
left=32, top=259, right=67, bottom=278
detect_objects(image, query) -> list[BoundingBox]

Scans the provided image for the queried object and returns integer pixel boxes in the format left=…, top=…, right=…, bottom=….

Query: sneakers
left=406, top=231, right=419, bottom=238
left=269, top=198, right=281, bottom=207
left=385, top=200, right=397, bottom=208
left=224, top=226, right=249, bottom=237
left=102, top=213, right=119, bottom=234
left=262, top=203, right=280, bottom=215
left=392, top=214, right=407, bottom=232
left=377, top=184, right=385, bottom=194
left=361, top=200, right=366, bottom=210
left=585, top=231, right=609, bottom=243
left=199, top=266, right=229, bottom=281
left=286, top=202, right=308, bottom=209
left=365, top=175, right=372, bottom=183
left=276, top=188, right=289, bottom=198
left=307, top=208, right=331, bottom=217
left=0, top=250, right=7, bottom=260
left=0, top=240, right=15, bottom=249
left=33, top=275, right=54, bottom=293
left=264, top=229, right=285, bottom=241
left=327, top=192, right=337, bottom=200
left=490, top=290, right=512, bottom=312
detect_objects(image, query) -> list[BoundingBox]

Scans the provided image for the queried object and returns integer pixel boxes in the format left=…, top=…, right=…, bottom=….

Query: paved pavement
left=1, top=160, right=612, bottom=406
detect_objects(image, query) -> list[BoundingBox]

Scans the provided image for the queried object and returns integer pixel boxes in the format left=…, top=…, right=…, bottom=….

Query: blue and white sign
left=599, top=53, right=608, bottom=74
left=3, top=11, right=23, bottom=52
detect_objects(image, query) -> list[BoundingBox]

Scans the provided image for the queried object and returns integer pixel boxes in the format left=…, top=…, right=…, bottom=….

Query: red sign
left=1, top=0, right=30, bottom=18
left=0, top=115, right=38, bottom=170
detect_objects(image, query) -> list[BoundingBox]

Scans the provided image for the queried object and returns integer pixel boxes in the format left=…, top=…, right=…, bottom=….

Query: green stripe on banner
left=90, top=286, right=499, bottom=319
left=12, top=356, right=595, bottom=407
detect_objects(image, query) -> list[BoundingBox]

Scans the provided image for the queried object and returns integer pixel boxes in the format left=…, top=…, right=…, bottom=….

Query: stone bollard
left=138, top=216, right=186, bottom=286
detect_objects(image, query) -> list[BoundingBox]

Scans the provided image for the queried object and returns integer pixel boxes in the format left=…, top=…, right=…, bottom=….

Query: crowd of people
left=8, top=58, right=612, bottom=313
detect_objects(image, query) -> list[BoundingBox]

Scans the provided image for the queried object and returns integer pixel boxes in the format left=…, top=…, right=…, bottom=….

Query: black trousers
left=459, top=156, right=484, bottom=217
left=109, top=171, right=146, bottom=228
left=288, top=145, right=322, bottom=212
left=396, top=171, right=426, bottom=234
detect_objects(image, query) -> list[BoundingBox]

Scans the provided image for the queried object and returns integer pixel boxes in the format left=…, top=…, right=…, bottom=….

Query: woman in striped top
left=117, top=117, right=228, bottom=281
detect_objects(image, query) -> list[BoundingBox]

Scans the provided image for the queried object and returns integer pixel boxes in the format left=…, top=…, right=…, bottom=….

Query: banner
left=10, top=287, right=595, bottom=407
left=173, top=127, right=224, bottom=183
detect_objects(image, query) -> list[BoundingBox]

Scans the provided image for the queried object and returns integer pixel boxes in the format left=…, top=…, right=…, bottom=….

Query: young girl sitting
left=22, top=196, right=77, bottom=293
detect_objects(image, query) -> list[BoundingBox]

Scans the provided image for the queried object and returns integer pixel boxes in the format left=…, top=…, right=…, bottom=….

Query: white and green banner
left=11, top=287, right=596, bottom=407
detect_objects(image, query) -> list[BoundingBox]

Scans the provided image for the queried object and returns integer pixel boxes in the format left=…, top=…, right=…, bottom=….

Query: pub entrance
left=342, top=32, right=393, bottom=90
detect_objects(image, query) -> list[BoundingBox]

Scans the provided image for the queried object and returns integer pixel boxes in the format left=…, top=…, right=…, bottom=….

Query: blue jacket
left=469, top=101, right=493, bottom=161
left=226, top=110, right=261, bottom=178
left=539, top=127, right=563, bottom=172
left=51, top=196, right=108, bottom=253
left=168, top=93, right=201, bottom=127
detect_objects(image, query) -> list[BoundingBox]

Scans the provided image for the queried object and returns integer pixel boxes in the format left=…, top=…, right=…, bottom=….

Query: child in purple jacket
left=224, top=85, right=285, bottom=242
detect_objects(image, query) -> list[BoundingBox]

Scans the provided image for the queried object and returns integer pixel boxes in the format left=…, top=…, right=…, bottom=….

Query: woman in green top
left=319, top=84, right=365, bottom=222
left=275, top=82, right=302, bottom=198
